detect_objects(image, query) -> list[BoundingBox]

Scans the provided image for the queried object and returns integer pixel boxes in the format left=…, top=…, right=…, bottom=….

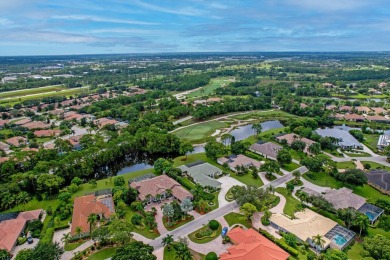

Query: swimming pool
left=365, top=211, right=375, bottom=221
left=333, top=234, right=347, bottom=246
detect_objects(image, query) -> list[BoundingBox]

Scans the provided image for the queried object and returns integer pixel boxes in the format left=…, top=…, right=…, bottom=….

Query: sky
left=0, top=0, right=389, bottom=55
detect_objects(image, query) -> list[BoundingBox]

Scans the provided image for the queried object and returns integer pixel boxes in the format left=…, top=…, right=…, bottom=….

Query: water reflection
left=229, top=120, right=284, bottom=141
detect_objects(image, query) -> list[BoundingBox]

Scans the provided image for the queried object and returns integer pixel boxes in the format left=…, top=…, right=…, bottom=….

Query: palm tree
left=266, top=185, right=275, bottom=195
left=61, top=233, right=71, bottom=244
left=175, top=242, right=193, bottom=260
left=297, top=191, right=309, bottom=206
left=312, top=234, right=325, bottom=251
left=161, top=234, right=174, bottom=250
left=87, top=213, right=98, bottom=233
left=292, top=170, right=301, bottom=185
left=75, top=226, right=83, bottom=239
left=355, top=214, right=369, bottom=236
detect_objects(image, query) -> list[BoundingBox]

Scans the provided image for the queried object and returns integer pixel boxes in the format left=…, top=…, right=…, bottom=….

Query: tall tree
left=112, top=241, right=156, bottom=260
left=162, top=234, right=174, bottom=250
left=251, top=123, right=262, bottom=137
left=312, top=234, right=325, bottom=251
left=179, top=142, right=194, bottom=160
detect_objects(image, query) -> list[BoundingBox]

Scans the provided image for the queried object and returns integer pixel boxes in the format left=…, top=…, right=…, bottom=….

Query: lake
left=229, top=120, right=284, bottom=141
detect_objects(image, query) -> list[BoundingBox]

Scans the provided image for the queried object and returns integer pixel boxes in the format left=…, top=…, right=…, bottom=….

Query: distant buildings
left=377, top=134, right=390, bottom=150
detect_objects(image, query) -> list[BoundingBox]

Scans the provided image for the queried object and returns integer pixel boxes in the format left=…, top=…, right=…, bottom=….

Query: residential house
left=366, top=169, right=390, bottom=195
left=0, top=141, right=10, bottom=152
left=371, top=107, right=387, bottom=115
left=71, top=194, right=115, bottom=236
left=315, top=128, right=363, bottom=149
left=220, top=227, right=289, bottom=260
left=355, top=106, right=370, bottom=114
left=13, top=118, right=31, bottom=126
left=270, top=209, right=355, bottom=251
left=34, top=129, right=62, bottom=138
left=377, top=134, right=390, bottom=150
left=275, top=133, right=317, bottom=154
left=0, top=120, right=9, bottom=129
left=344, top=114, right=365, bottom=122
left=22, top=121, right=51, bottom=130
left=130, top=175, right=193, bottom=203
left=5, top=136, right=27, bottom=147
left=325, top=105, right=337, bottom=111
left=94, top=118, right=119, bottom=128
left=249, top=142, right=282, bottom=160
left=366, top=115, right=390, bottom=123
left=0, top=209, right=42, bottom=253
left=69, top=135, right=84, bottom=150
left=178, top=161, right=222, bottom=189
left=217, top=154, right=264, bottom=171
left=339, top=106, right=352, bottom=112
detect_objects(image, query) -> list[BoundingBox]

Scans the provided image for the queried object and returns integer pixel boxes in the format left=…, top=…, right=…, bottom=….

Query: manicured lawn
left=303, top=171, right=390, bottom=202
left=172, top=121, right=228, bottom=143
left=275, top=187, right=301, bottom=217
left=281, top=162, right=300, bottom=172
left=363, top=134, right=379, bottom=152
left=0, top=85, right=67, bottom=99
left=188, top=221, right=222, bottom=244
left=347, top=242, right=364, bottom=260
left=229, top=172, right=264, bottom=187
left=323, top=148, right=344, bottom=157
left=186, top=78, right=226, bottom=98
left=361, top=161, right=390, bottom=172
left=163, top=216, right=194, bottom=231
left=87, top=247, right=117, bottom=260
left=223, top=212, right=252, bottom=228
left=289, top=150, right=307, bottom=161
left=164, top=245, right=205, bottom=260
left=336, top=161, right=356, bottom=169
left=124, top=207, right=160, bottom=239
left=343, top=152, right=371, bottom=157
left=64, top=241, right=84, bottom=251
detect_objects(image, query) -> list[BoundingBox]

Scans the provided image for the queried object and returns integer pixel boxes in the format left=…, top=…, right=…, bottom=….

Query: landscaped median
left=188, top=220, right=222, bottom=244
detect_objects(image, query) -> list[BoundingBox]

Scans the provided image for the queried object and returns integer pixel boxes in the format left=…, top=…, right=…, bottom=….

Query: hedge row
left=40, top=228, right=55, bottom=244
left=54, top=224, right=70, bottom=231
left=176, top=177, right=194, bottom=191
left=258, top=228, right=299, bottom=257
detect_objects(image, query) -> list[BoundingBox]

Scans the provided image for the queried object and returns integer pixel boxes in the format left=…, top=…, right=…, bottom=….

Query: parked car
left=27, top=237, right=33, bottom=244
left=222, top=227, right=228, bottom=237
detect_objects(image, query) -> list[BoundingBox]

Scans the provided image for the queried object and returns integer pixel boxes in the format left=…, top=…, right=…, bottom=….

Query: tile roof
left=315, top=128, right=362, bottom=148
left=220, top=228, right=289, bottom=260
left=366, top=170, right=390, bottom=191
left=0, top=141, right=10, bottom=151
left=22, top=121, right=51, bottom=130
left=0, top=120, right=9, bottom=127
left=344, top=114, right=365, bottom=121
left=270, top=209, right=337, bottom=246
left=218, top=154, right=264, bottom=169
left=0, top=209, right=42, bottom=252
left=323, top=188, right=366, bottom=210
left=249, top=142, right=282, bottom=159
left=5, top=136, right=27, bottom=147
left=130, top=175, right=193, bottom=202
left=13, top=118, right=31, bottom=126
left=275, top=133, right=316, bottom=154
left=34, top=129, right=62, bottom=137
left=71, top=194, right=114, bottom=236
left=178, top=163, right=222, bottom=188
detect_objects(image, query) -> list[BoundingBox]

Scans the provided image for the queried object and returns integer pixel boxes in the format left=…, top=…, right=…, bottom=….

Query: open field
left=0, top=87, right=89, bottom=105
left=173, top=121, right=228, bottom=143
left=0, top=85, right=67, bottom=99
left=186, top=78, right=227, bottom=98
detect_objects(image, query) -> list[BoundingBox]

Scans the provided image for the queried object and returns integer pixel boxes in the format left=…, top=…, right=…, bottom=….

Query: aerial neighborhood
left=0, top=53, right=390, bottom=260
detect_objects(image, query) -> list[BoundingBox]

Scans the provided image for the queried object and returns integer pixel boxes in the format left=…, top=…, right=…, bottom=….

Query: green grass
left=163, top=216, right=194, bottom=231
left=172, top=121, right=228, bottom=143
left=64, top=241, right=84, bottom=251
left=361, top=161, right=390, bottom=172
left=363, top=134, right=379, bottom=152
left=124, top=207, right=160, bottom=239
left=186, top=78, right=226, bottom=98
left=303, top=171, right=390, bottom=202
left=229, top=172, right=264, bottom=187
left=164, top=245, right=205, bottom=260
left=347, top=242, right=364, bottom=260
left=281, top=162, right=300, bottom=172
left=0, top=85, right=67, bottom=99
left=343, top=152, right=372, bottom=157
left=230, top=110, right=299, bottom=121
left=323, top=148, right=344, bottom=158
left=87, top=247, right=117, bottom=260
left=275, top=187, right=301, bottom=217
left=289, top=150, right=307, bottom=161
left=188, top=221, right=222, bottom=244
left=336, top=161, right=356, bottom=169
left=223, top=212, right=252, bottom=228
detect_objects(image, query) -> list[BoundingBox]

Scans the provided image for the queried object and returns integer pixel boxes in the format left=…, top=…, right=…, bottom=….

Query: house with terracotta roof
left=22, top=121, right=51, bottom=130
left=68, top=135, right=84, bottom=150
left=275, top=133, right=317, bottom=154
left=71, top=194, right=115, bottom=236
left=366, top=115, right=390, bottom=123
left=220, top=227, right=289, bottom=260
left=0, top=120, right=9, bottom=129
left=0, top=141, right=10, bottom=152
left=218, top=154, right=264, bottom=171
left=344, top=113, right=365, bottom=122
left=325, top=105, right=337, bottom=111
left=0, top=157, right=9, bottom=164
left=130, top=175, right=193, bottom=203
left=0, top=209, right=42, bottom=253
left=94, top=118, right=119, bottom=128
left=34, top=129, right=62, bottom=137
left=371, top=107, right=387, bottom=115
left=339, top=106, right=352, bottom=112
left=355, top=106, right=370, bottom=114
left=13, top=118, right=32, bottom=126
left=5, top=136, right=27, bottom=147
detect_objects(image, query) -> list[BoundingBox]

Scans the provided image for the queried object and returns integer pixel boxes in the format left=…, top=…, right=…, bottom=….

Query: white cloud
left=52, top=15, right=158, bottom=25
left=131, top=0, right=205, bottom=16
left=286, top=0, right=373, bottom=11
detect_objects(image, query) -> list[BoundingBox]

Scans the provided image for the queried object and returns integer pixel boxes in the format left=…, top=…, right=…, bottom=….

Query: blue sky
left=0, top=0, right=389, bottom=55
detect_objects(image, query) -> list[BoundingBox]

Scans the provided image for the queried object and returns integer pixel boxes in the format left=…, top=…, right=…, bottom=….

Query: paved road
left=149, top=169, right=294, bottom=250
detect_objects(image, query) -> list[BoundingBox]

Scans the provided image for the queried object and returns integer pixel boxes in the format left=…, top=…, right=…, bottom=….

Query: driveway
left=12, top=238, right=40, bottom=259
left=269, top=192, right=286, bottom=214
left=300, top=178, right=329, bottom=193
left=218, top=176, right=245, bottom=207
left=53, top=227, right=71, bottom=248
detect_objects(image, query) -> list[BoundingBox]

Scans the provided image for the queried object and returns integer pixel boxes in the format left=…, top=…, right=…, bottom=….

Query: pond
left=229, top=120, right=284, bottom=141
left=190, top=145, right=205, bottom=154
left=334, top=124, right=361, bottom=132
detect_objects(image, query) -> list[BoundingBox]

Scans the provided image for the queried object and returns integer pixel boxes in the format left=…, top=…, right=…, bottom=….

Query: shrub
left=17, top=237, right=27, bottom=245
left=208, top=220, right=219, bottom=231
left=40, top=228, right=55, bottom=244
left=205, top=252, right=218, bottom=260
left=54, top=224, right=70, bottom=231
